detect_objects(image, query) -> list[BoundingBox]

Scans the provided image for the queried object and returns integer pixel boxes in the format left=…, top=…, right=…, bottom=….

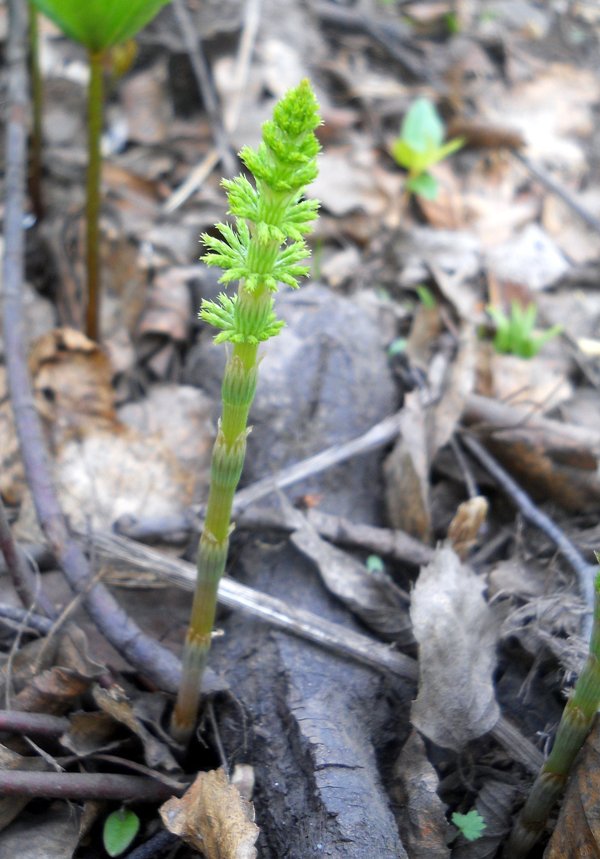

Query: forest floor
left=2, top=0, right=600, bottom=857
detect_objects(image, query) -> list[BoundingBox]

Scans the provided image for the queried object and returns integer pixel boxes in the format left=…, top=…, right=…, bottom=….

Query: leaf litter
left=1, top=0, right=600, bottom=856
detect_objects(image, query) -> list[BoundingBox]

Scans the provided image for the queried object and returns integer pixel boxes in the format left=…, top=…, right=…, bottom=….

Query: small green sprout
left=103, top=808, right=140, bottom=857
left=415, top=284, right=437, bottom=309
left=391, top=98, right=464, bottom=200
left=487, top=302, right=562, bottom=359
left=366, top=554, right=385, bottom=573
left=452, top=809, right=486, bottom=842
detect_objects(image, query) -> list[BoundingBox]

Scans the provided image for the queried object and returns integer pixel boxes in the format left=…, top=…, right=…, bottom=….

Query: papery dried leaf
left=447, top=496, right=488, bottom=560
left=93, top=686, right=179, bottom=773
left=0, top=744, right=48, bottom=832
left=392, top=730, right=450, bottom=858
left=384, top=392, right=431, bottom=541
left=290, top=513, right=412, bottom=643
left=410, top=546, right=500, bottom=750
left=160, top=768, right=259, bottom=859
left=0, top=802, right=81, bottom=857
left=60, top=711, right=123, bottom=757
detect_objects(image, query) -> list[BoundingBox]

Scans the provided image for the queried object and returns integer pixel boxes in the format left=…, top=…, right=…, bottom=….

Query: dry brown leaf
left=0, top=802, right=81, bottom=857
left=384, top=392, right=431, bottom=541
left=160, top=768, right=259, bottom=859
left=544, top=718, right=600, bottom=858
left=447, top=496, right=488, bottom=560
left=478, top=348, right=573, bottom=413
left=119, top=62, right=172, bottom=145
left=410, top=546, right=500, bottom=751
left=289, top=508, right=412, bottom=644
left=485, top=224, right=569, bottom=292
left=93, top=685, right=179, bottom=773
left=392, top=730, right=450, bottom=859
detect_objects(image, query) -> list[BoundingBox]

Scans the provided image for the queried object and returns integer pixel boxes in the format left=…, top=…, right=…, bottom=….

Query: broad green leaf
left=406, top=172, right=439, bottom=199
left=103, top=808, right=140, bottom=857
left=390, top=138, right=417, bottom=170
left=452, top=809, right=486, bottom=841
left=31, top=0, right=171, bottom=52
left=401, top=98, right=445, bottom=152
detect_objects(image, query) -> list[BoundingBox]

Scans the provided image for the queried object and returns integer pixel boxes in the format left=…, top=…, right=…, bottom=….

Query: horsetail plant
left=170, top=80, right=321, bottom=745
left=505, top=570, right=600, bottom=857
left=30, top=0, right=171, bottom=340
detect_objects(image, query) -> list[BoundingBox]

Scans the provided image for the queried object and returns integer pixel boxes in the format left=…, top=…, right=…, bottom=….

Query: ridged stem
left=170, top=309, right=263, bottom=743
left=505, top=572, right=600, bottom=857
left=85, top=50, right=103, bottom=341
left=28, top=2, right=43, bottom=220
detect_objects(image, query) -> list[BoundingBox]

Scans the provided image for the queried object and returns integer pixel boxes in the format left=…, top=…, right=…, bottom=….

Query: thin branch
left=171, top=0, right=235, bottom=177
left=0, top=770, right=182, bottom=802
left=0, top=603, right=53, bottom=635
left=0, top=710, right=69, bottom=738
left=3, top=0, right=182, bottom=694
left=460, top=434, right=596, bottom=617
left=0, top=495, right=55, bottom=617
left=125, top=830, right=178, bottom=859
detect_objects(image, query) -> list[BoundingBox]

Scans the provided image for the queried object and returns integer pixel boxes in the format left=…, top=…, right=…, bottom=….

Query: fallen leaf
left=93, top=685, right=179, bottom=773
left=392, top=730, right=450, bottom=859
left=410, top=546, right=500, bottom=751
left=384, top=392, right=431, bottom=541
left=485, top=224, right=570, bottom=292
left=452, top=780, right=515, bottom=858
left=289, top=507, right=413, bottom=644
left=160, top=768, right=259, bottom=859
left=0, top=802, right=81, bottom=858
left=447, top=496, right=489, bottom=560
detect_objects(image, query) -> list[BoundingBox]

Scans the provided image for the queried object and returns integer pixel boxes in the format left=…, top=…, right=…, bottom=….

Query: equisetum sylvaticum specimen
left=170, top=80, right=321, bottom=744
left=30, top=0, right=171, bottom=340
left=505, top=570, right=600, bottom=857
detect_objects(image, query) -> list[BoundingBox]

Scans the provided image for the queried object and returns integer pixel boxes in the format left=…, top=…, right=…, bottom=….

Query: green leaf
left=401, top=98, right=445, bottom=152
left=432, top=136, right=465, bottom=163
left=406, top=172, right=439, bottom=200
left=452, top=809, right=486, bottom=841
left=103, top=808, right=140, bottom=857
left=31, top=0, right=171, bottom=52
left=390, top=138, right=418, bottom=170
left=366, top=555, right=385, bottom=573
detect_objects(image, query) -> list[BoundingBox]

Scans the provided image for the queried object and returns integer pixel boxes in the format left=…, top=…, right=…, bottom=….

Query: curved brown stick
left=3, top=0, right=181, bottom=694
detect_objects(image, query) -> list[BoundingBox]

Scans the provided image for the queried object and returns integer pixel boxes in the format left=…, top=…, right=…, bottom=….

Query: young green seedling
left=452, top=809, right=486, bottom=842
left=391, top=97, right=464, bottom=200
left=30, top=0, right=171, bottom=340
left=505, top=571, right=600, bottom=857
left=487, top=302, right=562, bottom=359
left=170, top=81, right=321, bottom=745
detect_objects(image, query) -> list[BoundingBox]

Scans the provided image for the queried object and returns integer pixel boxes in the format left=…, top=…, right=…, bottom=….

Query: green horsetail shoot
left=170, top=80, right=321, bottom=744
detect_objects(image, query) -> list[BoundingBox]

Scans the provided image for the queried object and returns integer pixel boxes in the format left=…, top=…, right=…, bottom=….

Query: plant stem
left=28, top=2, right=43, bottom=219
left=170, top=331, right=260, bottom=743
left=85, top=49, right=104, bottom=341
left=504, top=572, right=600, bottom=857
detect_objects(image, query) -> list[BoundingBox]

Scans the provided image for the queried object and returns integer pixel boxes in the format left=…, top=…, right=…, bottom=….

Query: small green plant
left=452, top=809, right=486, bottom=842
left=366, top=554, right=385, bottom=574
left=103, top=807, right=140, bottom=857
left=391, top=98, right=464, bottom=200
left=487, top=302, right=562, bottom=358
left=170, top=80, right=321, bottom=745
left=30, top=0, right=171, bottom=340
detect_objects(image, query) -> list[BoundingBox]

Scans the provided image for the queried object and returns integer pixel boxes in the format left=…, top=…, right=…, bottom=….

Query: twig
left=0, top=603, right=53, bottom=635
left=0, top=495, right=55, bottom=617
left=460, top=434, right=596, bottom=616
left=0, top=710, right=69, bottom=738
left=125, top=830, right=178, bottom=859
left=88, top=529, right=542, bottom=774
left=221, top=410, right=404, bottom=515
left=171, top=0, right=235, bottom=177
left=222, top=0, right=262, bottom=134
left=88, top=529, right=418, bottom=682
left=513, top=150, right=600, bottom=235
left=0, top=770, right=181, bottom=802
left=3, top=0, right=182, bottom=695
left=163, top=147, right=219, bottom=214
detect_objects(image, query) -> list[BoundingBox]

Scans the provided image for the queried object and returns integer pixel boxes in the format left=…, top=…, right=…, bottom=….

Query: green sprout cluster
left=487, top=302, right=562, bottom=359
